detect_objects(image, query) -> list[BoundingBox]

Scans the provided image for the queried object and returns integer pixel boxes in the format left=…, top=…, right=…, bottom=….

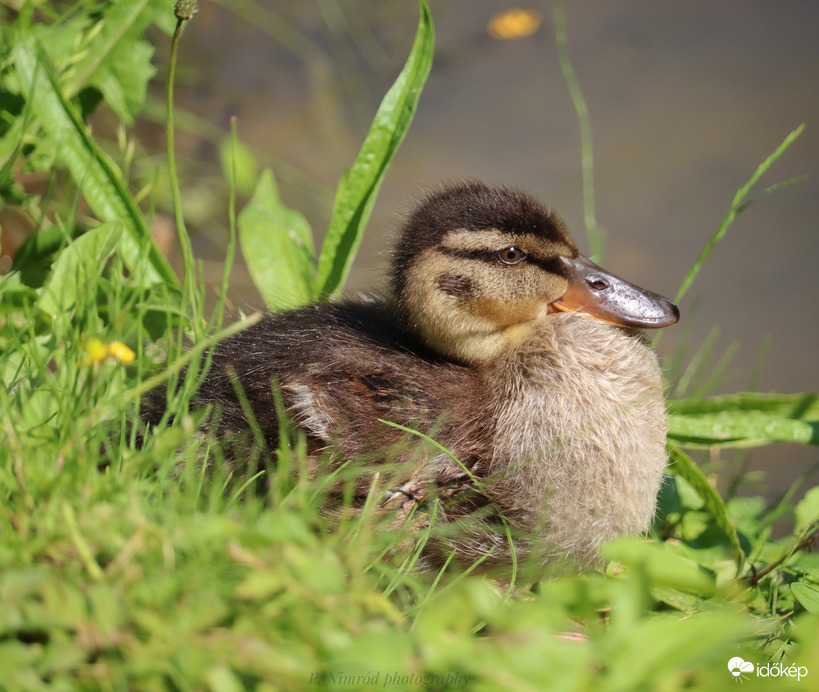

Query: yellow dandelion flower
left=83, top=337, right=109, bottom=364
left=107, top=341, right=136, bottom=364
left=487, top=8, right=542, bottom=40
left=81, top=337, right=135, bottom=364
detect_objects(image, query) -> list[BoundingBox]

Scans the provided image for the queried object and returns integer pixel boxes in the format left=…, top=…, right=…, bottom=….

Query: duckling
left=194, top=181, right=679, bottom=569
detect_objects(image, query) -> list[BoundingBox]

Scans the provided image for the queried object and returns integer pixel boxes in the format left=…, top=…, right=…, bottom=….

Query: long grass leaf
left=12, top=41, right=177, bottom=288
left=211, top=117, right=241, bottom=331
left=669, top=392, right=819, bottom=419
left=315, top=0, right=433, bottom=298
left=379, top=418, right=518, bottom=593
left=667, top=442, right=744, bottom=563
left=379, top=419, right=480, bottom=487
left=672, top=327, right=720, bottom=398
left=669, top=392, right=819, bottom=447
left=116, top=312, right=263, bottom=408
left=669, top=412, right=818, bottom=448
left=675, top=125, right=804, bottom=304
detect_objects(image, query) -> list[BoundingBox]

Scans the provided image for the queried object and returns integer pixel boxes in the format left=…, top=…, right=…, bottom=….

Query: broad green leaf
left=238, top=169, right=316, bottom=311
left=669, top=392, right=819, bottom=419
left=603, top=537, right=716, bottom=596
left=12, top=225, right=88, bottom=288
left=795, top=487, right=819, bottom=535
left=0, top=1, right=168, bottom=174
left=668, top=411, right=818, bottom=448
left=791, top=552, right=819, bottom=579
left=666, top=442, right=744, bottom=563
left=669, top=392, right=819, bottom=448
left=205, top=666, right=244, bottom=692
left=80, top=41, right=155, bottom=124
left=315, top=0, right=433, bottom=298
left=791, top=582, right=819, bottom=614
left=38, top=222, right=119, bottom=318
left=62, top=0, right=169, bottom=123
left=11, top=40, right=177, bottom=288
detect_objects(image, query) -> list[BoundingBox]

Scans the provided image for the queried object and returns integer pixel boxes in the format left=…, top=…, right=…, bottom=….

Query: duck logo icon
left=728, top=658, right=754, bottom=683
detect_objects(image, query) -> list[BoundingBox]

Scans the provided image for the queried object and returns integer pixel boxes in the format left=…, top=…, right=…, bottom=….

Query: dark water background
left=165, top=0, right=819, bottom=498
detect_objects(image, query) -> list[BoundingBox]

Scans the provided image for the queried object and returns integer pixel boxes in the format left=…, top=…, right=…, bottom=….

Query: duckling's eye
left=498, top=247, right=526, bottom=265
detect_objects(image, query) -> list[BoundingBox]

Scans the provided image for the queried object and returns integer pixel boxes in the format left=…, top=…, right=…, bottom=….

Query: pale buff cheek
left=400, top=248, right=571, bottom=363
left=403, top=249, right=491, bottom=325
left=401, top=251, right=453, bottom=319
left=464, top=273, right=567, bottom=328
left=400, top=254, right=499, bottom=362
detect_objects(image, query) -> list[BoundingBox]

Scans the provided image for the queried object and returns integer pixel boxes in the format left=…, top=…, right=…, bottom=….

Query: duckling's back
left=198, top=300, right=494, bottom=487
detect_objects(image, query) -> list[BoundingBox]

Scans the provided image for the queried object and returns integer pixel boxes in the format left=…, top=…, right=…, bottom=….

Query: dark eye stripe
left=438, top=248, right=566, bottom=276
left=435, top=272, right=475, bottom=297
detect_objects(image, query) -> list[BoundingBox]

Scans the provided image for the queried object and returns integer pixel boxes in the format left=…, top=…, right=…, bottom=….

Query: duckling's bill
left=551, top=255, right=679, bottom=329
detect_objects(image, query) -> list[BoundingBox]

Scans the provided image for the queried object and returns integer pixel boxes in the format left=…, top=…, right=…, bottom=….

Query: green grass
left=1, top=2, right=818, bottom=690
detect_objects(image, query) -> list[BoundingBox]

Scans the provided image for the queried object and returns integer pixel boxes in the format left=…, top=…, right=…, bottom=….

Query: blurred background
left=148, top=0, right=818, bottom=495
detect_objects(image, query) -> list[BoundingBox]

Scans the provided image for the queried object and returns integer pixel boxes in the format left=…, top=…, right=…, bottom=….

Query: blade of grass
left=167, top=5, right=201, bottom=334
left=212, top=0, right=324, bottom=63
left=383, top=500, right=439, bottom=595
left=379, top=419, right=518, bottom=595
left=315, top=0, right=433, bottom=298
left=690, top=341, right=739, bottom=398
left=116, top=311, right=262, bottom=409
left=555, top=8, right=603, bottom=262
left=62, top=501, right=104, bottom=581
left=379, top=419, right=479, bottom=486
left=673, top=327, right=720, bottom=398
left=209, top=116, right=241, bottom=332
left=675, top=125, right=804, bottom=305
left=407, top=549, right=497, bottom=620
left=316, top=0, right=375, bottom=126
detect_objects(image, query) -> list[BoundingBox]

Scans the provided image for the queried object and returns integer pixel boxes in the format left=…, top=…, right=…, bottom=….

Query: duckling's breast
left=486, top=312, right=668, bottom=566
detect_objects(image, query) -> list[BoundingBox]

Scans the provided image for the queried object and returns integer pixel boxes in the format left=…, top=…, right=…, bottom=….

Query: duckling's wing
left=199, top=301, right=492, bottom=472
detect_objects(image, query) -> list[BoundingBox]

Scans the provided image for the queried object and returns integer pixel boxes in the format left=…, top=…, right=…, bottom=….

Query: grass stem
left=675, top=125, right=804, bottom=305
left=167, top=12, right=201, bottom=336
left=555, top=8, right=604, bottom=262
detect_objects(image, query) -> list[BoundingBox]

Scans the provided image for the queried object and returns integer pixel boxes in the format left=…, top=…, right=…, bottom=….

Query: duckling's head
left=392, top=181, right=679, bottom=363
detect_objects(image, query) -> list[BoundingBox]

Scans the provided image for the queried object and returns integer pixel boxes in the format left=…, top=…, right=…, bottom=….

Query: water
left=168, top=0, right=819, bottom=496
